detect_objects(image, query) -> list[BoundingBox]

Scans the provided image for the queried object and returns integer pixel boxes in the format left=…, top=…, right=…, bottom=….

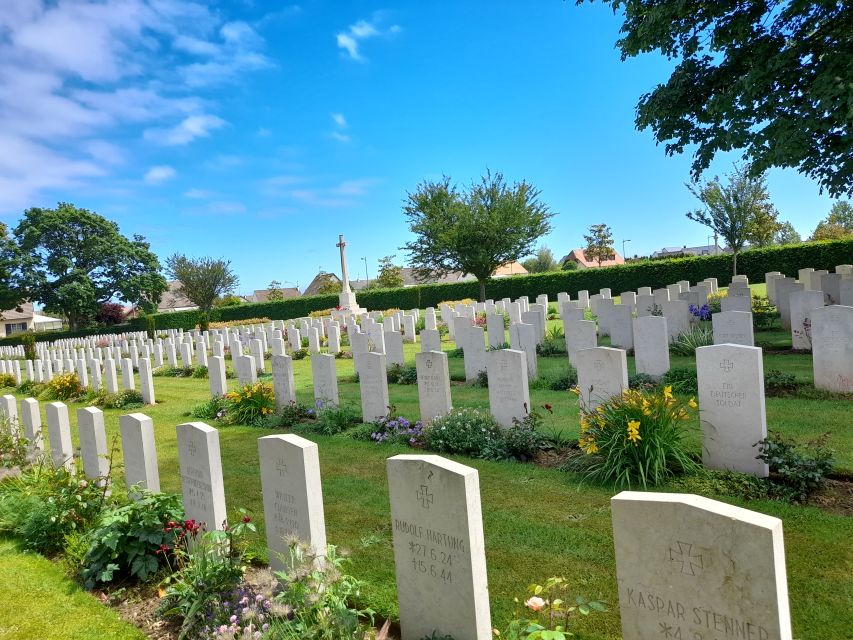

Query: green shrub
left=190, top=395, right=230, bottom=421
left=145, top=315, right=156, bottom=339
left=530, top=368, right=577, bottom=391
left=575, top=386, right=699, bottom=488
left=20, top=332, right=36, bottom=360
left=661, top=367, right=698, bottom=394
left=305, top=401, right=361, bottom=435
left=0, top=414, right=27, bottom=469
left=224, top=382, right=276, bottom=426
left=751, top=295, right=779, bottom=330
left=628, top=372, right=659, bottom=391
left=422, top=408, right=505, bottom=459
left=756, top=433, right=834, bottom=502
left=670, top=325, right=714, bottom=356
left=291, top=348, right=309, bottom=360
left=43, top=372, right=83, bottom=400
left=764, top=369, right=798, bottom=395
left=387, top=363, right=418, bottom=385
left=93, top=389, right=145, bottom=410
left=503, top=411, right=549, bottom=461
left=0, top=462, right=110, bottom=554
left=80, top=490, right=184, bottom=588
left=191, top=365, right=208, bottom=379
left=0, top=373, right=16, bottom=388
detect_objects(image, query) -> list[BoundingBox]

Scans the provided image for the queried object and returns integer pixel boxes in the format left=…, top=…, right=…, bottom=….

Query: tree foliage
left=95, top=302, right=126, bottom=326
left=314, top=273, right=342, bottom=295
left=745, top=205, right=782, bottom=248
left=166, top=254, right=239, bottom=315
left=522, top=246, right=559, bottom=273
left=267, top=280, right=285, bottom=302
left=686, top=166, right=775, bottom=275
left=0, top=223, right=24, bottom=315
left=584, top=0, right=853, bottom=197
left=810, top=201, right=853, bottom=241
left=365, top=256, right=404, bottom=289
left=9, top=203, right=165, bottom=330
left=774, top=221, right=802, bottom=245
left=583, top=224, right=615, bottom=267
left=402, top=171, right=554, bottom=300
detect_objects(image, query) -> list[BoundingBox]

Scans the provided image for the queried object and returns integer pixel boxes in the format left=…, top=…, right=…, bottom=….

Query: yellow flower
left=626, top=420, right=641, bottom=444
left=663, top=385, right=673, bottom=400
left=569, top=386, right=580, bottom=396
left=688, top=397, right=698, bottom=409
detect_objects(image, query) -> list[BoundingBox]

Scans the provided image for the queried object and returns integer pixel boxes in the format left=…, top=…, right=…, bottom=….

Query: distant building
left=157, top=280, right=197, bottom=313
left=303, top=272, right=343, bottom=296
left=0, top=302, right=63, bottom=337
left=651, top=244, right=728, bottom=259
left=247, top=287, right=301, bottom=303
left=560, top=249, right=625, bottom=269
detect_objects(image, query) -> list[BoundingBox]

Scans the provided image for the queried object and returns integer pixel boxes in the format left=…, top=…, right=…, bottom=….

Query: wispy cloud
left=0, top=0, right=270, bottom=213
left=184, top=188, right=216, bottom=199
left=287, top=177, right=380, bottom=207
left=331, top=113, right=347, bottom=128
left=329, top=112, right=350, bottom=142
left=144, top=165, right=176, bottom=184
left=336, top=15, right=400, bottom=62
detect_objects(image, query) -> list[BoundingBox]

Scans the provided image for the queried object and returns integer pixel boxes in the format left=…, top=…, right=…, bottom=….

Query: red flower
left=543, top=403, right=553, bottom=413
left=242, top=515, right=252, bottom=523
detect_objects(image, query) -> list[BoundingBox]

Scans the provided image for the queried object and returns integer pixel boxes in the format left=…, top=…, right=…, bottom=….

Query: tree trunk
left=478, top=279, right=486, bottom=302
left=732, top=251, right=738, bottom=277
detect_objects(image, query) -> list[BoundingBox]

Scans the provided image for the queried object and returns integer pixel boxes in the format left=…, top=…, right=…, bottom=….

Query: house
left=0, top=302, right=63, bottom=337
left=303, top=272, right=343, bottom=296
left=157, top=280, right=198, bottom=313
left=651, top=244, right=728, bottom=259
left=560, top=249, right=625, bottom=269
left=247, top=287, right=301, bottom=303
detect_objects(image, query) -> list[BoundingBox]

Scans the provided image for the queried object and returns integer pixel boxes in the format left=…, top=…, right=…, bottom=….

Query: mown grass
left=0, top=537, right=145, bottom=640
left=3, top=283, right=851, bottom=638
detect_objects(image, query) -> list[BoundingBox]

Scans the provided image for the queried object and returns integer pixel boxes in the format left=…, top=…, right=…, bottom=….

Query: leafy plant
left=751, top=295, right=779, bottom=330
left=387, top=363, right=418, bottom=385
left=306, top=400, right=361, bottom=436
left=370, top=414, right=424, bottom=446
left=225, top=382, right=276, bottom=426
left=80, top=490, right=184, bottom=587
left=291, top=348, right=309, bottom=360
left=628, top=372, right=658, bottom=391
left=504, top=408, right=550, bottom=461
left=20, top=332, right=36, bottom=361
left=0, top=414, right=27, bottom=469
left=92, top=389, right=145, bottom=410
left=764, top=369, right=798, bottom=396
left=190, top=395, right=230, bottom=421
left=44, top=372, right=83, bottom=400
left=529, top=368, right=577, bottom=391
left=0, top=373, right=16, bottom=388
left=499, top=577, right=606, bottom=640
left=661, top=367, right=698, bottom=394
left=574, top=386, right=700, bottom=488
left=422, top=408, right=505, bottom=459
left=756, top=433, right=834, bottom=502
left=670, top=325, right=713, bottom=355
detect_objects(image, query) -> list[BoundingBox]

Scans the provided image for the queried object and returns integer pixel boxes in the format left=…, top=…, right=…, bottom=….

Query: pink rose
left=525, top=596, right=546, bottom=611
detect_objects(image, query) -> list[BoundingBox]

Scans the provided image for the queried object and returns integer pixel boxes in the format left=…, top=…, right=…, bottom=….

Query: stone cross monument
left=336, top=234, right=361, bottom=311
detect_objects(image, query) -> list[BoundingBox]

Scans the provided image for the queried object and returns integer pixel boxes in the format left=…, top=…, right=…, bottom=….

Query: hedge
left=2, top=238, right=850, bottom=345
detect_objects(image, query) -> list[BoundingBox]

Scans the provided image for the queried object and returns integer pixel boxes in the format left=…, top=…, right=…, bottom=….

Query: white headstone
left=612, top=491, right=791, bottom=640
left=508, top=322, right=538, bottom=379
left=19, top=397, right=43, bottom=456
left=712, top=311, right=755, bottom=347
left=387, top=455, right=491, bottom=640
left=120, top=413, right=160, bottom=494
left=138, top=357, right=155, bottom=404
left=810, top=305, right=853, bottom=393
left=696, top=344, right=768, bottom=476
left=208, top=355, right=228, bottom=397
left=416, top=351, right=452, bottom=423
left=633, top=315, right=670, bottom=378
left=789, top=289, right=824, bottom=350
left=258, top=433, right=327, bottom=572
left=486, top=349, right=530, bottom=427
left=78, top=407, right=109, bottom=482
left=45, top=401, right=74, bottom=470
left=311, top=353, right=339, bottom=406
left=575, top=347, right=628, bottom=411
left=385, top=330, right=405, bottom=368
left=176, top=422, right=227, bottom=531
left=420, top=329, right=441, bottom=353
left=272, top=354, right=297, bottom=410
left=359, top=351, right=390, bottom=422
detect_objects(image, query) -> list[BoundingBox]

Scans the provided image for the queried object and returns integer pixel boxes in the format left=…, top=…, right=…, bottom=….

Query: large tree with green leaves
left=166, top=254, right=239, bottom=327
left=522, top=245, right=559, bottom=273
left=11, top=203, right=166, bottom=330
left=810, top=201, right=853, bottom=241
left=402, top=171, right=553, bottom=300
left=583, top=224, right=616, bottom=267
left=583, top=0, right=852, bottom=197
left=365, top=256, right=404, bottom=290
left=0, top=223, right=24, bottom=314
left=774, top=221, right=802, bottom=245
left=686, top=166, right=775, bottom=275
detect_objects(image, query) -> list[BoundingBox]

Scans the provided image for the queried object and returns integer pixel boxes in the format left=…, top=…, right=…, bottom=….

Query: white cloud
left=285, top=177, right=379, bottom=208
left=144, top=165, right=176, bottom=184
left=330, top=131, right=350, bottom=143
left=144, top=114, right=227, bottom=145
left=0, top=0, right=270, bottom=212
left=184, top=188, right=215, bottom=199
left=256, top=127, right=272, bottom=137
left=336, top=16, right=400, bottom=62
left=331, top=113, right=347, bottom=128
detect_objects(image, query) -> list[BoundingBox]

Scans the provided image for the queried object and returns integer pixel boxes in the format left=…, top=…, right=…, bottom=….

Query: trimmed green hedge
left=3, top=238, right=850, bottom=345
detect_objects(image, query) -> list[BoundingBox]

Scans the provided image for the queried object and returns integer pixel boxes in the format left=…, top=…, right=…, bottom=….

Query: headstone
left=486, top=314, right=505, bottom=349
left=609, top=304, right=634, bottom=350
left=236, top=354, right=257, bottom=386
left=810, top=305, right=853, bottom=393
left=765, top=272, right=783, bottom=304
left=307, top=328, right=321, bottom=354
left=121, top=357, right=135, bottom=390
left=577, top=290, right=590, bottom=308
left=611, top=491, right=791, bottom=640
left=272, top=354, right=297, bottom=410
left=775, top=278, right=803, bottom=330
left=575, top=347, right=628, bottom=411
left=385, top=330, right=405, bottom=368
left=662, top=300, right=690, bottom=342
left=487, top=349, right=530, bottom=427
left=633, top=316, right=670, bottom=378
left=808, top=269, right=828, bottom=291
left=387, top=455, right=491, bottom=640
left=138, top=357, right=155, bottom=404
left=327, top=324, right=341, bottom=354
left=209, top=355, right=228, bottom=397
left=459, top=326, right=487, bottom=381
left=120, top=413, right=160, bottom=494
left=104, top=358, right=119, bottom=394
left=78, top=407, right=109, bottom=482
left=20, top=397, right=43, bottom=455
left=420, top=329, right=441, bottom=353
left=359, top=352, right=390, bottom=422
left=45, top=401, right=74, bottom=470
left=311, top=353, right=339, bottom=405
left=721, top=291, right=752, bottom=313
left=696, top=344, right=768, bottom=476
left=416, top=351, right=452, bottom=423
left=0, top=394, right=18, bottom=437
left=819, top=272, right=842, bottom=306
left=789, top=290, right=824, bottom=350
left=841, top=278, right=853, bottom=306
left=258, top=434, right=327, bottom=572
left=250, top=338, right=266, bottom=371
left=712, top=311, right=755, bottom=347
left=565, top=319, right=597, bottom=366
left=180, top=342, right=193, bottom=369
left=176, top=422, right=227, bottom=531
left=508, top=322, right=538, bottom=379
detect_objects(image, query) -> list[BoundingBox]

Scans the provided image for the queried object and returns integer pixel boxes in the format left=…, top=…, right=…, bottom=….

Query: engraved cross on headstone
left=416, top=484, right=434, bottom=509
left=720, top=359, right=734, bottom=372
left=669, top=541, right=703, bottom=576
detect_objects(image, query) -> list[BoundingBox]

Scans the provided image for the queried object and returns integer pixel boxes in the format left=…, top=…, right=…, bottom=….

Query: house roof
left=347, top=261, right=528, bottom=290
left=1, top=301, right=34, bottom=320
left=250, top=287, right=301, bottom=302
left=303, top=272, right=342, bottom=296
left=652, top=244, right=729, bottom=257
left=157, top=280, right=197, bottom=311
left=560, top=249, right=625, bottom=268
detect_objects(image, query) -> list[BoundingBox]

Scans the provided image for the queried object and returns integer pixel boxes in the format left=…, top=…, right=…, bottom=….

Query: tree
left=745, top=206, right=782, bottom=248
left=11, top=203, right=166, bottom=330
left=774, top=222, right=802, bottom=245
left=584, top=0, right=852, bottom=197
left=0, top=223, right=24, bottom=314
left=166, top=254, right=239, bottom=324
left=810, top=201, right=853, bottom=241
left=267, top=280, right=284, bottom=302
left=95, top=302, right=126, bottom=326
left=686, top=167, right=774, bottom=275
left=583, top=224, right=615, bottom=267
left=314, top=273, right=342, bottom=295
left=402, top=171, right=554, bottom=301
left=365, top=256, right=404, bottom=289
left=521, top=246, right=559, bottom=273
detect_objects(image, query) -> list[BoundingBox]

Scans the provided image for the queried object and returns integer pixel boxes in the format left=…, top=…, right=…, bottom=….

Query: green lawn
left=0, top=537, right=144, bottom=640
left=3, top=307, right=852, bottom=639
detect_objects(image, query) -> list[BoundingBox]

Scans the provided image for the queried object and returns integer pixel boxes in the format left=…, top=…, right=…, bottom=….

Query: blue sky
left=0, top=0, right=841, bottom=294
